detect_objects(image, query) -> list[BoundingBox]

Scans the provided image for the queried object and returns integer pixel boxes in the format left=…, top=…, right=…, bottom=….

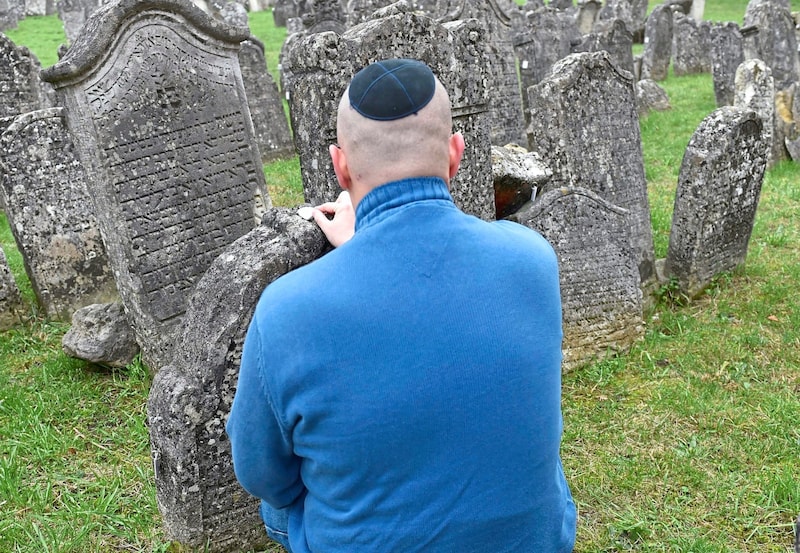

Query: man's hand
left=312, top=191, right=355, bottom=247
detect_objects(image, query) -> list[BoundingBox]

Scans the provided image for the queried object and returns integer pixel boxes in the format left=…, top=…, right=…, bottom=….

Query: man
left=227, top=58, right=576, bottom=552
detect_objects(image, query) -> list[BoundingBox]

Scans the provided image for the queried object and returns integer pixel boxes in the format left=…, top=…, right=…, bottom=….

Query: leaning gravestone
left=664, top=106, right=767, bottom=298
left=672, top=11, right=711, bottom=76
left=0, top=33, right=53, bottom=131
left=734, top=58, right=774, bottom=165
left=147, top=208, right=329, bottom=551
left=42, top=0, right=270, bottom=370
left=238, top=37, right=295, bottom=161
left=0, top=108, right=117, bottom=321
left=284, top=1, right=494, bottom=219
left=509, top=187, right=644, bottom=371
left=527, top=51, right=656, bottom=285
left=0, top=245, right=23, bottom=330
left=640, top=3, right=673, bottom=81
left=710, top=22, right=744, bottom=107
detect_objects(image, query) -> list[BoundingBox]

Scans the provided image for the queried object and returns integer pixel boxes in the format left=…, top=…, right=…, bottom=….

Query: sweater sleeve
left=226, top=313, right=305, bottom=509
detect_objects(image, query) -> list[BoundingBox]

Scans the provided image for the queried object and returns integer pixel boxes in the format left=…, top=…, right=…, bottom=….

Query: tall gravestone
left=57, top=0, right=103, bottom=45
left=527, top=51, right=655, bottom=284
left=0, top=245, right=23, bottom=330
left=572, top=17, right=635, bottom=77
left=640, top=3, right=672, bottom=81
left=0, top=108, right=117, bottom=321
left=672, top=11, right=711, bottom=76
left=284, top=2, right=494, bottom=219
left=0, top=33, right=53, bottom=132
left=509, top=187, right=644, bottom=371
left=147, top=208, right=329, bottom=551
left=239, top=37, right=295, bottom=162
left=664, top=106, right=767, bottom=298
left=743, top=0, right=799, bottom=92
left=41, top=0, right=270, bottom=370
left=0, top=0, right=19, bottom=32
left=710, top=22, right=744, bottom=107
left=575, top=0, right=601, bottom=35
left=734, top=59, right=774, bottom=166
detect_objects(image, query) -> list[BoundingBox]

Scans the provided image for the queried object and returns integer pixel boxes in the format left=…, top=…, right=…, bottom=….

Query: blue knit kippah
left=348, top=58, right=436, bottom=121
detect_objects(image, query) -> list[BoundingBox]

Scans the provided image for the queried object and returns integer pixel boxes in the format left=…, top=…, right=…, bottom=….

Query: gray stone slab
left=57, top=0, right=103, bottom=45
left=0, top=33, right=53, bottom=126
left=283, top=2, right=494, bottom=219
left=734, top=58, right=774, bottom=165
left=710, top=22, right=744, bottom=107
left=672, top=11, right=711, bottom=76
left=0, top=244, right=23, bottom=330
left=42, top=0, right=269, bottom=370
left=527, top=51, right=655, bottom=285
left=147, top=208, right=329, bottom=551
left=664, top=106, right=767, bottom=298
left=509, top=186, right=644, bottom=371
left=572, top=17, right=635, bottom=77
left=640, top=3, right=672, bottom=81
left=743, top=2, right=800, bottom=93
left=0, top=108, right=117, bottom=321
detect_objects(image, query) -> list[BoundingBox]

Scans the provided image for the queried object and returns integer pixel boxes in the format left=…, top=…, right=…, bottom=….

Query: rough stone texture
left=513, top=6, right=580, bottom=114
left=284, top=2, right=494, bottom=219
left=272, top=0, right=302, bottom=26
left=635, top=78, right=670, bottom=117
left=57, top=0, right=103, bottom=45
left=664, top=106, right=767, bottom=298
left=62, top=302, right=140, bottom=367
left=0, top=108, right=118, bottom=321
left=734, top=58, right=774, bottom=166
left=640, top=3, right=672, bottom=81
left=672, top=11, right=711, bottom=76
left=345, top=0, right=394, bottom=27
left=572, top=17, right=635, bottom=77
left=0, top=0, right=20, bottom=32
left=491, top=144, right=551, bottom=219
left=0, top=245, right=23, bottom=330
left=147, top=208, right=329, bottom=552
left=301, top=0, right=346, bottom=33
left=527, top=51, right=655, bottom=285
left=0, top=33, right=54, bottom=129
left=743, top=2, right=800, bottom=92
left=595, top=0, right=648, bottom=42
left=239, top=37, right=295, bottom=162
left=710, top=22, right=744, bottom=107
left=575, top=0, right=601, bottom=36
left=42, top=0, right=269, bottom=370
left=217, top=0, right=249, bottom=26
left=508, top=186, right=644, bottom=371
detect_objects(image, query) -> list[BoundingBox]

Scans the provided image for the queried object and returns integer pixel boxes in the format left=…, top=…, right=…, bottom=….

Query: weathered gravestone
left=664, top=106, right=767, bottom=298
left=743, top=1, right=800, bottom=93
left=527, top=51, right=656, bottom=285
left=301, top=0, right=346, bottom=33
left=0, top=108, right=118, bottom=321
left=272, top=0, right=302, bottom=26
left=572, top=17, right=635, bottom=77
left=513, top=6, right=580, bottom=114
left=147, top=208, right=329, bottom=551
left=42, top=0, right=270, bottom=370
left=672, top=11, right=711, bottom=76
left=0, top=245, right=23, bottom=330
left=710, top=22, right=744, bottom=107
left=238, top=37, right=295, bottom=161
left=0, top=0, right=19, bottom=32
left=345, top=0, right=394, bottom=27
left=57, top=0, right=103, bottom=45
left=636, top=78, right=670, bottom=117
left=734, top=58, right=774, bottom=165
left=575, top=0, right=601, bottom=36
left=640, top=3, right=672, bottom=81
left=594, top=0, right=648, bottom=42
left=433, top=0, right=526, bottom=147
left=508, top=187, right=644, bottom=371
left=0, top=33, right=53, bottom=131
left=284, top=2, right=494, bottom=219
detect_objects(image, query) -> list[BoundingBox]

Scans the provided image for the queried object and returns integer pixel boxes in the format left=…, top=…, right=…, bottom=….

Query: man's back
left=229, top=177, right=576, bottom=552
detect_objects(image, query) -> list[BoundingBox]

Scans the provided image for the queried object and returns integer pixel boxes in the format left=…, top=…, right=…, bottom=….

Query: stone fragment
left=62, top=302, right=140, bottom=368
left=491, top=144, right=552, bottom=219
left=636, top=78, right=671, bottom=117
left=743, top=1, right=800, bottom=92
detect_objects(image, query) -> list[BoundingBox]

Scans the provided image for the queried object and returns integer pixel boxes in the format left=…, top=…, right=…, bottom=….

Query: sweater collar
left=355, top=177, right=454, bottom=232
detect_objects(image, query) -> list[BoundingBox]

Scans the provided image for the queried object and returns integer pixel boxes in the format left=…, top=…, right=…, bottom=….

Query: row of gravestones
left=0, top=0, right=771, bottom=549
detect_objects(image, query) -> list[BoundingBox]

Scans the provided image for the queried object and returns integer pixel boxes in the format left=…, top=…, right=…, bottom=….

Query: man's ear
left=330, top=144, right=351, bottom=191
left=448, top=132, right=466, bottom=181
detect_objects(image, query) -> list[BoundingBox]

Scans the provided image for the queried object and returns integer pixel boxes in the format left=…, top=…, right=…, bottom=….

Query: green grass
left=2, top=3, right=800, bottom=552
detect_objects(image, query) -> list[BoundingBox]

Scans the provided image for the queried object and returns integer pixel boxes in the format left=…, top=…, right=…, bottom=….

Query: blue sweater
left=227, top=177, right=576, bottom=552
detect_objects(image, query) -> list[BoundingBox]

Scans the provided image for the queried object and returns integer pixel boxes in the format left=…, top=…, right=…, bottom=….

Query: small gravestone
left=0, top=245, right=23, bottom=330
left=664, top=106, right=767, bottom=298
left=595, top=0, right=647, bottom=42
left=640, top=3, right=672, bottom=81
left=672, top=11, right=711, bottom=76
left=710, top=22, right=744, bottom=107
left=572, top=18, right=635, bottom=77
left=62, top=302, right=140, bottom=368
left=272, top=0, right=301, bottom=26
left=636, top=78, right=670, bottom=117
left=734, top=58, right=774, bottom=165
left=147, top=208, right=329, bottom=551
left=743, top=3, right=800, bottom=93
left=284, top=3, right=494, bottom=219
left=527, top=51, right=655, bottom=284
left=509, top=187, right=644, bottom=371
left=514, top=7, right=581, bottom=114
left=491, top=144, right=552, bottom=219
left=217, top=0, right=248, bottom=26
left=239, top=37, right=295, bottom=161
left=42, top=0, right=270, bottom=370
left=0, top=108, right=118, bottom=321
left=0, top=33, right=53, bottom=131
